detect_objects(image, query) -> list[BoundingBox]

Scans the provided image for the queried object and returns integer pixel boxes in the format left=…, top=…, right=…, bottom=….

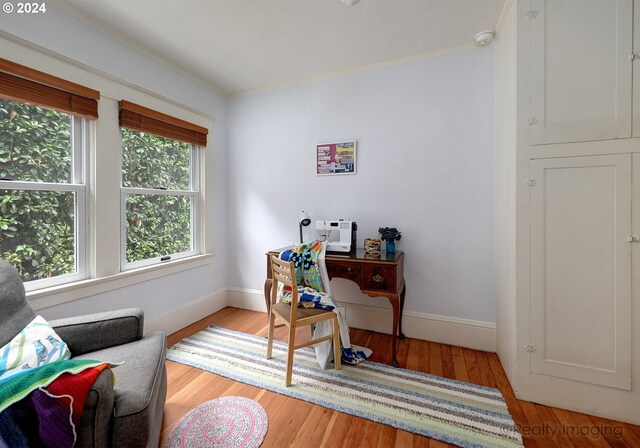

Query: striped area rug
left=166, top=325, right=523, bottom=448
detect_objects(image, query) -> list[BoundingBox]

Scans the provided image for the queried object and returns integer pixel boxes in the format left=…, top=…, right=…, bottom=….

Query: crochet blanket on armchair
left=279, top=240, right=371, bottom=368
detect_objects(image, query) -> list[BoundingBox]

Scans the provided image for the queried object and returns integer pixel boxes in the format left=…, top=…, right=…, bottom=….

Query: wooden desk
left=264, top=247, right=406, bottom=367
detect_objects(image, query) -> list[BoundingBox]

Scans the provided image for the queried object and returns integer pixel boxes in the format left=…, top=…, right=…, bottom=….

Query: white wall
left=0, top=6, right=229, bottom=327
left=227, top=47, right=496, bottom=324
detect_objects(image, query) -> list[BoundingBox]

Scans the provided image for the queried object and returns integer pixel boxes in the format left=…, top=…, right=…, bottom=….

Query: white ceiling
left=53, top=0, right=506, bottom=95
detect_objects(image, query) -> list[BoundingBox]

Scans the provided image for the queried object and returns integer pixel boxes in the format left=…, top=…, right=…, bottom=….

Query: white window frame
left=120, top=141, right=201, bottom=271
left=0, top=115, right=89, bottom=292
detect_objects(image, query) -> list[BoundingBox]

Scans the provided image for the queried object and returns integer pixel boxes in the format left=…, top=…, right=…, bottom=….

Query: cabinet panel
left=634, top=0, right=640, bottom=137
left=530, top=154, right=631, bottom=389
left=530, top=0, right=633, bottom=145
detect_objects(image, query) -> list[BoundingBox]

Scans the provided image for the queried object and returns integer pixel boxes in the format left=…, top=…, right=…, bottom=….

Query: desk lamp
left=299, top=211, right=311, bottom=243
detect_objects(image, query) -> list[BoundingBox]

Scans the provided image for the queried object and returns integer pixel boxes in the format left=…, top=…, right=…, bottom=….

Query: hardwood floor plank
left=367, top=332, right=384, bottom=363
left=513, top=401, right=545, bottom=448
left=410, top=433, right=431, bottom=448
left=427, top=439, right=451, bottom=448
left=451, top=346, right=469, bottom=383
left=440, top=344, right=456, bottom=380
left=355, top=418, right=382, bottom=447
left=397, top=335, right=411, bottom=368
left=394, top=429, right=414, bottom=448
left=535, top=404, right=576, bottom=447
left=428, top=342, right=443, bottom=377
left=589, top=415, right=631, bottom=448
left=416, top=339, right=431, bottom=374
left=262, top=395, right=314, bottom=447
left=566, top=411, right=613, bottom=448
left=339, top=412, right=367, bottom=447
left=474, top=351, right=497, bottom=388
left=377, top=421, right=397, bottom=447
left=461, top=348, right=483, bottom=386
left=380, top=332, right=395, bottom=363
left=324, top=413, right=358, bottom=446
left=319, top=412, right=339, bottom=448
left=405, top=337, right=421, bottom=372
left=551, top=407, right=604, bottom=448
left=621, top=423, right=640, bottom=447
left=289, top=406, right=335, bottom=447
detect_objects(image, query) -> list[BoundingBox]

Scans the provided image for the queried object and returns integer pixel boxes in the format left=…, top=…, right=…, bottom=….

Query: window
left=119, top=101, right=207, bottom=270
left=0, top=59, right=98, bottom=290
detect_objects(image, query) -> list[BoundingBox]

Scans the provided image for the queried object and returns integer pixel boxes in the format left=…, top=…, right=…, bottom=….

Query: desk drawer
left=362, top=265, right=396, bottom=292
left=326, top=261, right=362, bottom=283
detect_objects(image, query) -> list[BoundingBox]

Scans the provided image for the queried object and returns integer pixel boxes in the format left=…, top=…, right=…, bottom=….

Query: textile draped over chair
left=278, top=240, right=371, bottom=368
left=0, top=260, right=167, bottom=447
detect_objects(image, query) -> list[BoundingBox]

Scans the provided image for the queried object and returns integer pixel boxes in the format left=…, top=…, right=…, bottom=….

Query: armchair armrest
left=50, top=308, right=144, bottom=356
left=76, top=368, right=115, bottom=447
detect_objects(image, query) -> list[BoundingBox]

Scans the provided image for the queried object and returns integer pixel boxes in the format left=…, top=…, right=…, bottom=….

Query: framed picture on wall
left=316, top=140, right=356, bottom=175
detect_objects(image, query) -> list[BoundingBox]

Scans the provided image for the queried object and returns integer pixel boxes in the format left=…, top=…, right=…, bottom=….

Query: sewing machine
left=316, top=220, right=357, bottom=253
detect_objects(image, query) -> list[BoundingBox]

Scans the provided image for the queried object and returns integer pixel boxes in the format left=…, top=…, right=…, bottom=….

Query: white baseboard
left=227, top=288, right=496, bottom=352
left=144, top=289, right=229, bottom=335
left=227, top=288, right=268, bottom=312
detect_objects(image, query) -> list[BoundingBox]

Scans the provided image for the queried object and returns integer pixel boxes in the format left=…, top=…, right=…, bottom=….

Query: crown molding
left=232, top=42, right=478, bottom=97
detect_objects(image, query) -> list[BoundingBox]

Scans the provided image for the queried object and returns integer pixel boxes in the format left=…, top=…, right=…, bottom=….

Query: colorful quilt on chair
left=278, top=240, right=371, bottom=367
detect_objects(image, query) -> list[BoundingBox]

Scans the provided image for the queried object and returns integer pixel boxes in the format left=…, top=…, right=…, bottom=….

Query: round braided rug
left=165, top=396, right=268, bottom=448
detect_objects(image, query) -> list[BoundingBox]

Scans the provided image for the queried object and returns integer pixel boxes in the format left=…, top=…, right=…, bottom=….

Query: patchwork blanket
left=279, top=240, right=371, bottom=368
left=0, top=358, right=110, bottom=447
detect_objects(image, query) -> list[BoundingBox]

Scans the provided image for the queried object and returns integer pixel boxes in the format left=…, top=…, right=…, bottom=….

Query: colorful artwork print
left=316, top=141, right=356, bottom=175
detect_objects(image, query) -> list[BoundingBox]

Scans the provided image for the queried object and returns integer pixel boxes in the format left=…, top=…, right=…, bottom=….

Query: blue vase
left=385, top=240, right=395, bottom=253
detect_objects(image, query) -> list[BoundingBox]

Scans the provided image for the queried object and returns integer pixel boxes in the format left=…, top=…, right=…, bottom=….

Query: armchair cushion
left=76, top=331, right=167, bottom=448
left=50, top=308, right=144, bottom=356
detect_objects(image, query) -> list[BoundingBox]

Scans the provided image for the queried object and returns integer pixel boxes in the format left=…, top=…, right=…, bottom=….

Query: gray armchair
left=0, top=261, right=167, bottom=447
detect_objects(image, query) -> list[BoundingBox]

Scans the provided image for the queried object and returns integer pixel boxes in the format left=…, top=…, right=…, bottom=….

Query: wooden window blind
left=0, top=58, right=99, bottom=119
left=119, top=100, right=208, bottom=146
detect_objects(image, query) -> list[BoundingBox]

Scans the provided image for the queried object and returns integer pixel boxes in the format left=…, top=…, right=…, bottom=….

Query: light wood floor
left=159, top=307, right=640, bottom=447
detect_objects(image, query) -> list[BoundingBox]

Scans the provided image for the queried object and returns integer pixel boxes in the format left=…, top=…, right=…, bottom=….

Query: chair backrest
left=270, top=255, right=300, bottom=322
left=0, top=261, right=36, bottom=347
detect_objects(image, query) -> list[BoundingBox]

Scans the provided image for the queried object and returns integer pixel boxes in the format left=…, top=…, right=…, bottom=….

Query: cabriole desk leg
left=399, top=284, right=406, bottom=339
left=390, top=294, right=400, bottom=367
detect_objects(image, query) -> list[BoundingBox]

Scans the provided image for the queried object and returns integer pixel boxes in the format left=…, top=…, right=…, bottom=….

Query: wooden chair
left=266, top=254, right=341, bottom=386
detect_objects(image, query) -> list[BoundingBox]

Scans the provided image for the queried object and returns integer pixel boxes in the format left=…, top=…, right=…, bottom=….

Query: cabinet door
left=530, top=154, right=632, bottom=389
left=530, top=0, right=633, bottom=145
left=634, top=0, right=640, bottom=137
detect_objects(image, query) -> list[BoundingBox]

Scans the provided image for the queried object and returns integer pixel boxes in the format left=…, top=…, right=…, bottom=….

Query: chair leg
left=333, top=317, right=342, bottom=370
left=285, top=325, right=296, bottom=387
left=266, top=310, right=276, bottom=359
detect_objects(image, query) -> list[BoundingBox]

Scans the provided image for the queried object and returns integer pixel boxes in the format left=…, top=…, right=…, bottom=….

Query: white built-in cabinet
left=634, top=1, right=640, bottom=136
left=529, top=0, right=634, bottom=145
left=529, top=154, right=632, bottom=390
left=496, top=0, right=640, bottom=424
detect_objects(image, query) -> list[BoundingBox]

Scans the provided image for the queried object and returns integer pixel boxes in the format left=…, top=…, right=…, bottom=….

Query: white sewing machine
left=316, top=220, right=357, bottom=253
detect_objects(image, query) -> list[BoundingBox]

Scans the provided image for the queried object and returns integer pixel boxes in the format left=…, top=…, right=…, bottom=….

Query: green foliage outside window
left=0, top=99, right=75, bottom=281
left=0, top=98, right=195, bottom=282
left=122, top=129, right=193, bottom=263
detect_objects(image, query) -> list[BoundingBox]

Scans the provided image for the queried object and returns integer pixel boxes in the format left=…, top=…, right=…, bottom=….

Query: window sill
left=27, top=253, right=215, bottom=311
